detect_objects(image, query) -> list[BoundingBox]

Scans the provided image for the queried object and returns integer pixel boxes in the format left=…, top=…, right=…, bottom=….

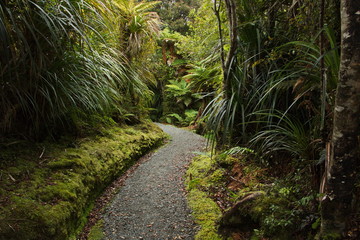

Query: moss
left=186, top=154, right=225, bottom=239
left=186, top=149, right=321, bottom=239
left=186, top=155, right=225, bottom=191
left=0, top=121, right=166, bottom=240
left=216, top=155, right=238, bottom=167
left=188, top=189, right=223, bottom=240
left=187, top=155, right=215, bottom=180
left=88, top=220, right=105, bottom=240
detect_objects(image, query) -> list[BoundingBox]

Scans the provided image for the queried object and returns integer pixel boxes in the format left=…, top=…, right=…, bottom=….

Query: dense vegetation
left=0, top=0, right=158, bottom=139
left=1, top=0, right=359, bottom=239
left=150, top=0, right=358, bottom=239
left=0, top=1, right=165, bottom=239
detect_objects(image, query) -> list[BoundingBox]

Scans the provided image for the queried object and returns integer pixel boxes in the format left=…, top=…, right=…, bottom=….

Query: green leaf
left=184, top=97, right=192, bottom=107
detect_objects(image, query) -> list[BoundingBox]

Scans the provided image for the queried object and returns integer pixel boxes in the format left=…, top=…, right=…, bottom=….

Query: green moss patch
left=185, top=154, right=224, bottom=239
left=186, top=153, right=272, bottom=239
left=0, top=122, right=166, bottom=240
left=185, top=150, right=320, bottom=240
left=188, top=189, right=222, bottom=240
left=87, top=220, right=105, bottom=240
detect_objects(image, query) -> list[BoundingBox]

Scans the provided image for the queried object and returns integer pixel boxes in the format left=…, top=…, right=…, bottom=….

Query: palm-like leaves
left=113, top=0, right=161, bottom=59
left=166, top=79, right=199, bottom=108
left=0, top=0, right=150, bottom=138
left=249, top=111, right=321, bottom=162
left=275, top=26, right=339, bottom=95
left=202, top=17, right=339, bottom=150
left=183, top=59, right=222, bottom=93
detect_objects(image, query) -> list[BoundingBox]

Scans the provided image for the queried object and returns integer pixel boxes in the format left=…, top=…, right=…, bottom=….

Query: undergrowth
left=186, top=150, right=319, bottom=239
left=0, top=121, right=166, bottom=240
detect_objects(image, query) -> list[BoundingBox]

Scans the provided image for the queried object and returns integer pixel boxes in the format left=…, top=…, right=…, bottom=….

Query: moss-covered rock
left=0, top=122, right=166, bottom=240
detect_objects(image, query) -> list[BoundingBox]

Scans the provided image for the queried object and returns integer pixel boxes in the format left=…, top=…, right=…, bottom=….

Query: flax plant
left=203, top=17, right=339, bottom=154
left=0, top=0, right=149, bottom=139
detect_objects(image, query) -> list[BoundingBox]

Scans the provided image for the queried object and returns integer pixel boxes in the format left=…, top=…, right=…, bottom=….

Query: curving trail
left=103, top=123, right=206, bottom=240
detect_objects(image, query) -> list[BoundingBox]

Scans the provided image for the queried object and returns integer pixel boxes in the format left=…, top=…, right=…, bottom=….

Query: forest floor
left=81, top=123, right=207, bottom=240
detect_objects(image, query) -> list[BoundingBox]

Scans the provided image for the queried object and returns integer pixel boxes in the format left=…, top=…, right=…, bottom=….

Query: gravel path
left=103, top=123, right=206, bottom=240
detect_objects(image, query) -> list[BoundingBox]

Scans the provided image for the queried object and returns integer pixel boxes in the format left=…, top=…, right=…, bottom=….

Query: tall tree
left=156, top=0, right=199, bottom=34
left=320, top=0, right=360, bottom=238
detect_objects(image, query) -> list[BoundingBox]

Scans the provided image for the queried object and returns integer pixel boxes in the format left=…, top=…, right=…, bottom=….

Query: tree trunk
left=211, top=0, right=238, bottom=145
left=320, top=0, right=326, bottom=133
left=213, top=0, right=225, bottom=71
left=222, top=0, right=238, bottom=99
left=320, top=1, right=360, bottom=238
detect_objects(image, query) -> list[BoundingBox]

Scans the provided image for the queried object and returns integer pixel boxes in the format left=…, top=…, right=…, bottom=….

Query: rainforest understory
left=1, top=0, right=359, bottom=239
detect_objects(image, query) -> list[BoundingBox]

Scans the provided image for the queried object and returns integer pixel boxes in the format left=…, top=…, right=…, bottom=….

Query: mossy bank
left=185, top=150, right=320, bottom=240
left=185, top=154, right=223, bottom=240
left=0, top=122, right=166, bottom=240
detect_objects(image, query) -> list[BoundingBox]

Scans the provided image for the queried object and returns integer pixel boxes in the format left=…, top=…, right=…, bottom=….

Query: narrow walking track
left=103, top=123, right=206, bottom=240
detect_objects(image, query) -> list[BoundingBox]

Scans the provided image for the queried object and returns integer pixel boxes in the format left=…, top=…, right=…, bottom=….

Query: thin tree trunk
left=320, top=0, right=326, bottom=133
left=213, top=0, right=238, bottom=99
left=320, top=1, right=360, bottom=238
left=213, top=0, right=225, bottom=72
left=222, top=0, right=238, bottom=99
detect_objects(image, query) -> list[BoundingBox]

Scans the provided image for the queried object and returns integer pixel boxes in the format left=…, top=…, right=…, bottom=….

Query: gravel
left=103, top=123, right=207, bottom=240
